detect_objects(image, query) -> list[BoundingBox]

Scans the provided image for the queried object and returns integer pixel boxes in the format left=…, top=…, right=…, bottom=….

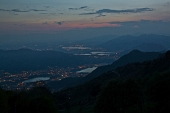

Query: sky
left=0, top=0, right=170, bottom=40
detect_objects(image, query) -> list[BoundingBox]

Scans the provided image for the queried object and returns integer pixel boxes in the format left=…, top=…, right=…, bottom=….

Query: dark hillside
left=54, top=50, right=170, bottom=113
left=0, top=49, right=111, bottom=73
left=71, top=50, right=161, bottom=86
left=1, top=50, right=169, bottom=113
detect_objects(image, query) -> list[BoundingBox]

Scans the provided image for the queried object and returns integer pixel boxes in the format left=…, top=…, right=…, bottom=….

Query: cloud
left=80, top=12, right=96, bottom=15
left=96, top=14, right=106, bottom=18
left=79, top=6, right=88, bottom=9
left=105, top=20, right=170, bottom=30
left=90, top=18, right=94, bottom=21
left=20, top=24, right=26, bottom=26
left=69, top=6, right=88, bottom=10
left=39, top=13, right=56, bottom=16
left=30, top=9, right=47, bottom=12
left=44, top=6, right=50, bottom=8
left=39, top=13, right=48, bottom=15
left=54, top=21, right=64, bottom=25
left=132, top=25, right=139, bottom=28
left=42, top=22, right=48, bottom=25
left=107, top=20, right=161, bottom=25
left=0, top=9, right=10, bottom=11
left=11, top=9, right=29, bottom=12
left=0, top=8, right=47, bottom=13
left=163, top=2, right=170, bottom=7
left=79, top=8, right=154, bottom=15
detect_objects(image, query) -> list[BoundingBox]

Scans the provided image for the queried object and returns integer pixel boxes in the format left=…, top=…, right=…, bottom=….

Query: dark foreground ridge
left=0, top=50, right=170, bottom=113
left=54, top=50, right=170, bottom=113
left=70, top=50, right=161, bottom=87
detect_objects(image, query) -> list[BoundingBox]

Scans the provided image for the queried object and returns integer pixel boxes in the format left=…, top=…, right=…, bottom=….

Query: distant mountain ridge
left=0, top=49, right=73, bottom=73
left=70, top=50, right=161, bottom=86
left=72, top=35, right=118, bottom=46
left=132, top=43, right=166, bottom=52
left=0, top=49, right=111, bottom=73
left=101, top=34, right=170, bottom=52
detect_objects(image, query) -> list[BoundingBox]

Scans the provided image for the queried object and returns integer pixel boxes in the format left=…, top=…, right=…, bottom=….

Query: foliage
left=0, top=88, right=8, bottom=113
left=0, top=86, right=57, bottom=113
left=29, top=96, right=57, bottom=113
left=94, top=79, right=141, bottom=113
left=147, top=71, right=170, bottom=113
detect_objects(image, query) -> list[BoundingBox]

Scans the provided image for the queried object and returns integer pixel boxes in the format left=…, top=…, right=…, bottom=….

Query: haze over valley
left=1, top=34, right=170, bottom=91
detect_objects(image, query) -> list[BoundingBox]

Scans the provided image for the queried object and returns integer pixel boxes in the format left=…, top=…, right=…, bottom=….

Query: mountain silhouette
left=101, top=34, right=170, bottom=52
left=69, top=50, right=161, bottom=87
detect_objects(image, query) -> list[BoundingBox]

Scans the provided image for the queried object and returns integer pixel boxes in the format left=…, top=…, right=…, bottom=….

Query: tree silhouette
left=29, top=96, right=57, bottom=113
left=0, top=88, right=8, bottom=113
left=94, top=79, right=141, bottom=113
left=148, top=72, right=170, bottom=113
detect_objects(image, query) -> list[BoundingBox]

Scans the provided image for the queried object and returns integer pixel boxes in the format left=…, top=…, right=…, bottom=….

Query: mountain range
left=100, top=34, right=170, bottom=52
left=51, top=50, right=162, bottom=90
left=0, top=48, right=112, bottom=73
